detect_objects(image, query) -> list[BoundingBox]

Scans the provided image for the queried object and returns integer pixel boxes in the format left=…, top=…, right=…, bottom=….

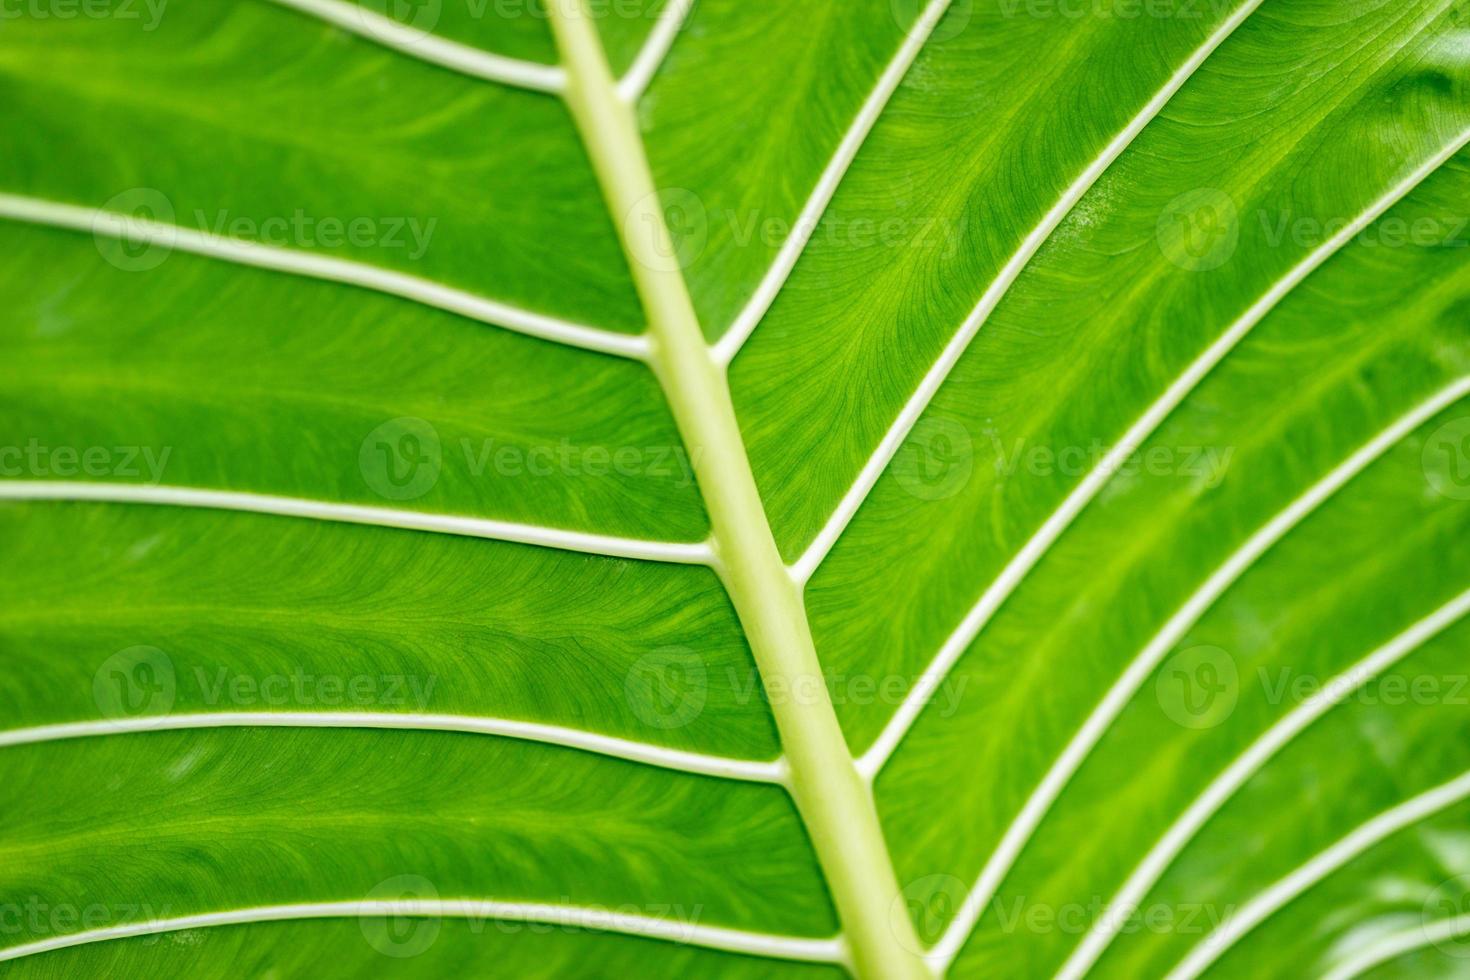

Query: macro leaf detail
left=3, top=0, right=1470, bottom=978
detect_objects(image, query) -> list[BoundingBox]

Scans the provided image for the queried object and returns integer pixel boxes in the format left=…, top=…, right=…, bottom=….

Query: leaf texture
left=3, top=0, right=1470, bottom=977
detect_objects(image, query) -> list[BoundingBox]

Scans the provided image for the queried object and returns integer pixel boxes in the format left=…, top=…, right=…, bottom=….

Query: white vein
left=710, top=0, right=956, bottom=367
left=617, top=0, right=695, bottom=103
left=1057, top=586, right=1470, bottom=980
left=0, top=713, right=787, bottom=784
left=1320, top=914, right=1470, bottom=980
left=926, top=376, right=1470, bottom=973
left=264, top=0, right=567, bottom=93
left=789, top=0, right=1268, bottom=584
left=1167, top=769, right=1470, bottom=980
left=858, top=126, right=1470, bottom=784
left=0, top=194, right=649, bottom=360
left=0, top=900, right=844, bottom=965
left=0, top=482, right=713, bottom=565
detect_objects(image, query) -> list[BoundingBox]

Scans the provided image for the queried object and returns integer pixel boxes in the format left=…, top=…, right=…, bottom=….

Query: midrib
left=545, top=4, right=928, bottom=977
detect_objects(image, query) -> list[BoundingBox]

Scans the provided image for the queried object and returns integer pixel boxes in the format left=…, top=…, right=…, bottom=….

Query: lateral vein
left=1319, top=914, right=1470, bottom=980
left=0, top=482, right=713, bottom=565
left=0, top=900, right=844, bottom=965
left=547, top=4, right=929, bottom=976
left=1167, top=768, right=1470, bottom=980
left=927, top=376, right=1470, bottom=973
left=858, top=125, right=1470, bottom=784
left=711, top=0, right=954, bottom=366
left=0, top=712, right=787, bottom=784
left=791, top=0, right=1268, bottom=584
left=616, top=0, right=695, bottom=103
left=263, top=0, right=568, bottom=93
left=0, top=193, right=649, bottom=360
left=1057, top=586, right=1470, bottom=979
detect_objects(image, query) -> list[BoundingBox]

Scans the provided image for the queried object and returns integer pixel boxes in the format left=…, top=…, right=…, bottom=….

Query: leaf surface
left=4, top=0, right=1470, bottom=977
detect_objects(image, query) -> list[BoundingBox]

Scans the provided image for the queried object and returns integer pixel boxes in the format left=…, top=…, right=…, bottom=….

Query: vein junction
left=546, top=3, right=930, bottom=976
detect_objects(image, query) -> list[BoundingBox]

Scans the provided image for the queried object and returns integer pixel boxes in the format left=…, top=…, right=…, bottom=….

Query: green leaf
left=3, top=0, right=1470, bottom=977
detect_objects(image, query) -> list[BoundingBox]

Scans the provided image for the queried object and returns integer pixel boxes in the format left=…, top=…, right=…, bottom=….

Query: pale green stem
left=545, top=3, right=930, bottom=977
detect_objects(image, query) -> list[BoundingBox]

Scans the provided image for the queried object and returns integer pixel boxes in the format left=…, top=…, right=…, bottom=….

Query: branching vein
left=859, top=126, right=1470, bottom=789
left=548, top=3, right=930, bottom=975
left=1319, top=915, right=1470, bottom=980
left=1057, top=586, right=1470, bottom=979
left=0, top=194, right=649, bottom=360
left=0, top=712, right=786, bottom=784
left=711, top=0, right=954, bottom=366
left=0, top=482, right=713, bottom=565
left=263, top=0, right=568, bottom=92
left=927, top=375, right=1470, bottom=972
left=791, top=0, right=1268, bottom=585
left=617, top=0, right=695, bottom=103
left=0, top=900, right=844, bottom=965
left=1167, top=768, right=1470, bottom=980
